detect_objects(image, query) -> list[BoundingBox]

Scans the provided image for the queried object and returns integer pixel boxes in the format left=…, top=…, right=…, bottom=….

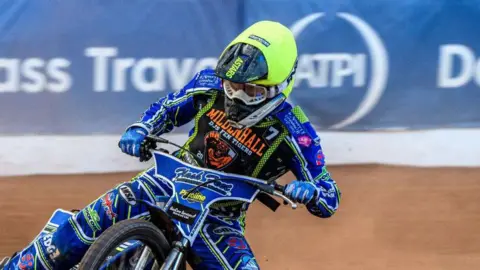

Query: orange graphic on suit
left=204, top=131, right=237, bottom=169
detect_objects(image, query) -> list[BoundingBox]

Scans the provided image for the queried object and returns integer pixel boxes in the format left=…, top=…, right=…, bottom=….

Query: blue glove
left=118, top=127, right=148, bottom=157
left=284, top=181, right=317, bottom=204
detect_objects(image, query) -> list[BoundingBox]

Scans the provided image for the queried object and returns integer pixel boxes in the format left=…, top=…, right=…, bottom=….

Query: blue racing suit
left=3, top=69, right=341, bottom=270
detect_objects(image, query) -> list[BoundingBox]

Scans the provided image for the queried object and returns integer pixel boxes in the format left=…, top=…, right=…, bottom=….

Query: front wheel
left=78, top=219, right=172, bottom=270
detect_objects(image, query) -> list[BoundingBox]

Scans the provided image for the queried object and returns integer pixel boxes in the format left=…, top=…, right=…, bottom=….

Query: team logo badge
left=204, top=131, right=237, bottom=169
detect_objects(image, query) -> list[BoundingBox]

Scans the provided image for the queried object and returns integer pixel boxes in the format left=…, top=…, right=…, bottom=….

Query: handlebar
left=141, top=135, right=297, bottom=209
left=146, top=135, right=170, bottom=144
left=251, top=181, right=297, bottom=209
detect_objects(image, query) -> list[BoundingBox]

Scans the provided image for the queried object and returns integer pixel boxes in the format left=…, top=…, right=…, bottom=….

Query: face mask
left=223, top=93, right=286, bottom=129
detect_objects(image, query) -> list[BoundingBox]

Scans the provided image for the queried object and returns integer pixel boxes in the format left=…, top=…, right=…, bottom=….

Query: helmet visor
left=215, top=43, right=268, bottom=83
left=223, top=80, right=268, bottom=105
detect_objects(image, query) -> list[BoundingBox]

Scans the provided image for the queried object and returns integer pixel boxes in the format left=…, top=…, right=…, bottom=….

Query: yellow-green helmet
left=215, top=20, right=298, bottom=98
left=215, top=20, right=298, bottom=128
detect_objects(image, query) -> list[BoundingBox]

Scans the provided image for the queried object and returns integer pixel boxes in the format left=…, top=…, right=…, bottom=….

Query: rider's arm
left=283, top=114, right=341, bottom=218
left=128, top=69, right=221, bottom=135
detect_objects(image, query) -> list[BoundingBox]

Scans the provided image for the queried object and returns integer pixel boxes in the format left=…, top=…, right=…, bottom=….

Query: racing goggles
left=223, top=80, right=280, bottom=106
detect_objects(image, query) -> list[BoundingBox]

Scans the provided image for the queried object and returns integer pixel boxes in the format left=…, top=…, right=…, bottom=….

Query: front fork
left=135, top=237, right=189, bottom=270
left=160, top=238, right=189, bottom=270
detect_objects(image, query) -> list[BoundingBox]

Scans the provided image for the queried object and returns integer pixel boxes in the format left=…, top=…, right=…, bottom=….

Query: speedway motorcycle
left=64, top=135, right=298, bottom=269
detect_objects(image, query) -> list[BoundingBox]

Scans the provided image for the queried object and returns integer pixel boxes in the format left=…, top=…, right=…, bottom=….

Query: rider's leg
left=188, top=213, right=260, bottom=270
left=2, top=167, right=172, bottom=270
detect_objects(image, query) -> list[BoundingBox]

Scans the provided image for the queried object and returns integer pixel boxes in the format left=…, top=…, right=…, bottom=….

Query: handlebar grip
left=274, top=183, right=285, bottom=194
left=139, top=139, right=155, bottom=162
left=273, top=183, right=290, bottom=206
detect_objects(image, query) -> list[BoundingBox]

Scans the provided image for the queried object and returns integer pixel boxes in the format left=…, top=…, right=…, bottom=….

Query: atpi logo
left=289, top=12, right=389, bottom=129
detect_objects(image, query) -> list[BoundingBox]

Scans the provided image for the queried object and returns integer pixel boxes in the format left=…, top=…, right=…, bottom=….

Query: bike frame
left=129, top=148, right=296, bottom=270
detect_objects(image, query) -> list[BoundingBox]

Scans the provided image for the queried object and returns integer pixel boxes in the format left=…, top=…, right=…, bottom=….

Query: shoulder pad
left=276, top=105, right=309, bottom=136
left=193, top=68, right=223, bottom=90
left=276, top=105, right=321, bottom=147
left=291, top=106, right=310, bottom=124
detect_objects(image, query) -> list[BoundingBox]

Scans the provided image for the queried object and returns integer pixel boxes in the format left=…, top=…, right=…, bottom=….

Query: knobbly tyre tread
left=78, top=219, right=171, bottom=270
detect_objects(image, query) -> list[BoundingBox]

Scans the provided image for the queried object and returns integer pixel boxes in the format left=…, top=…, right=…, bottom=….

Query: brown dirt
left=1, top=165, right=480, bottom=270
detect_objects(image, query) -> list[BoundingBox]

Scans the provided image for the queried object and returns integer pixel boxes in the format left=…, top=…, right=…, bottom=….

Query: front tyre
left=78, top=219, right=171, bottom=270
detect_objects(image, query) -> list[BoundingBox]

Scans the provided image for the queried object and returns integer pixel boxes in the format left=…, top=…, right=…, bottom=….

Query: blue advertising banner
left=0, top=0, right=479, bottom=134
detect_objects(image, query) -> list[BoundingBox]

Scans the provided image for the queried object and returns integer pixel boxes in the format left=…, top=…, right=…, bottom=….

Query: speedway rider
left=1, top=20, right=341, bottom=270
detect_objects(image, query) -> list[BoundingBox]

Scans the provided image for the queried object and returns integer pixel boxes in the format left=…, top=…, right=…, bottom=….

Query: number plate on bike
left=167, top=202, right=200, bottom=225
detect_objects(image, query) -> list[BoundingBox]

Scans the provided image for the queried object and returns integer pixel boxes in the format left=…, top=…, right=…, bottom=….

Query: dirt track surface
left=1, top=165, right=480, bottom=270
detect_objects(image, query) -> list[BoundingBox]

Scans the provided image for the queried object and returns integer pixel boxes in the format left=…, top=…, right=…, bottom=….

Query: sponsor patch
left=101, top=192, right=117, bottom=220
left=42, top=234, right=61, bottom=261
left=166, top=202, right=200, bottom=225
left=206, top=108, right=267, bottom=157
left=248, top=34, right=270, bottom=47
left=227, top=236, right=247, bottom=250
left=204, top=131, right=237, bottom=169
left=226, top=57, right=244, bottom=78
left=19, top=253, right=34, bottom=270
left=280, top=111, right=306, bottom=136
left=320, top=186, right=336, bottom=198
left=213, top=226, right=242, bottom=236
left=118, top=184, right=137, bottom=206
left=179, top=189, right=206, bottom=203
left=197, top=74, right=221, bottom=88
left=315, top=150, right=325, bottom=166
left=83, top=207, right=101, bottom=232
left=173, top=167, right=234, bottom=196
left=315, top=167, right=331, bottom=182
left=297, top=135, right=312, bottom=147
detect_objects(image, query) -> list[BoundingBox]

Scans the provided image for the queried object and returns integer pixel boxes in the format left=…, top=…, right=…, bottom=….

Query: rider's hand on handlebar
left=118, top=127, right=148, bottom=157
left=284, top=180, right=317, bottom=205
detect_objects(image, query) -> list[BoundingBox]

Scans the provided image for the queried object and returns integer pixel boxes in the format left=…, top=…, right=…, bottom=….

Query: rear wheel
left=78, top=219, right=171, bottom=269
